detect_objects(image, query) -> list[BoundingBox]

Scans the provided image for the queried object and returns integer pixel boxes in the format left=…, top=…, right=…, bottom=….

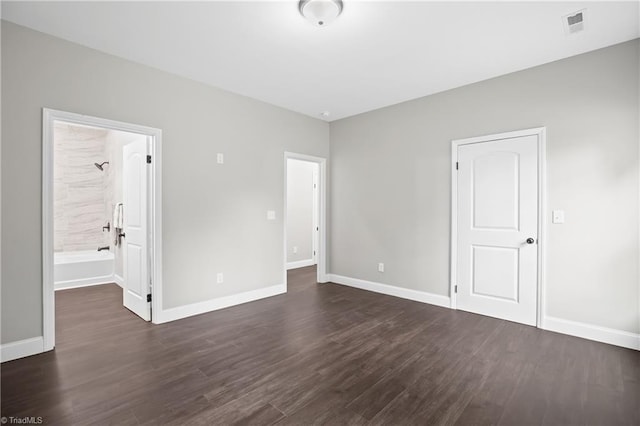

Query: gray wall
left=287, top=159, right=316, bottom=264
left=330, top=39, right=639, bottom=334
left=1, top=22, right=329, bottom=344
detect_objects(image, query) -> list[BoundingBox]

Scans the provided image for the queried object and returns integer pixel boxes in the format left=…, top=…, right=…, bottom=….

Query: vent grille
left=563, top=9, right=587, bottom=35
left=567, top=12, right=583, bottom=26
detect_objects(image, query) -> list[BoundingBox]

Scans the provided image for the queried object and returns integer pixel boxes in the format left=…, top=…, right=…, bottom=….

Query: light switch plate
left=267, top=210, right=276, bottom=220
left=378, top=263, right=384, bottom=272
left=552, top=210, right=565, bottom=224
left=217, top=153, right=224, bottom=164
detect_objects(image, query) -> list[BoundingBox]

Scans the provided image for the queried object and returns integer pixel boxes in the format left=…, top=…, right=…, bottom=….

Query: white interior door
left=456, top=134, right=539, bottom=326
left=123, top=137, right=151, bottom=321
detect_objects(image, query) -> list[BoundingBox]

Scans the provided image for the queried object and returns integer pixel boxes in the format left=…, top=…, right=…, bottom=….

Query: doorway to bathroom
left=42, top=109, right=163, bottom=352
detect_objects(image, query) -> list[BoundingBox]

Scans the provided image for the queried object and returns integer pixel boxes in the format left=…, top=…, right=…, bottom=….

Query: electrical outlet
left=267, top=210, right=276, bottom=220
left=293, top=246, right=298, bottom=254
left=378, top=263, right=384, bottom=273
left=217, top=153, right=224, bottom=164
left=216, top=272, right=224, bottom=284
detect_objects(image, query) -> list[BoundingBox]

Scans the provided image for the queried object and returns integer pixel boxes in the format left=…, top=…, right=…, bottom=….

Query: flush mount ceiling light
left=299, top=0, right=343, bottom=27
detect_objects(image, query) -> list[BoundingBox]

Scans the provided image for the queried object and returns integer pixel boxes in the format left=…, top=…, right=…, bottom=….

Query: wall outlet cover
left=552, top=210, right=565, bottom=224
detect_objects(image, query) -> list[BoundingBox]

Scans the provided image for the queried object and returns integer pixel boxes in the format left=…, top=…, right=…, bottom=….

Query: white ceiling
left=2, top=1, right=639, bottom=121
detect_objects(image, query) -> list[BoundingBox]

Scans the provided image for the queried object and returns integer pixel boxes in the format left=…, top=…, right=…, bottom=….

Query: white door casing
left=123, top=138, right=151, bottom=321
left=312, top=166, right=319, bottom=265
left=283, top=152, right=328, bottom=286
left=452, top=129, right=545, bottom=327
left=42, top=108, right=162, bottom=352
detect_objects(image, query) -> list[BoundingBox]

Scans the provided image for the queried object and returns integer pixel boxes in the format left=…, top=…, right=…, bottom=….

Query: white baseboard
left=114, top=274, right=124, bottom=288
left=54, top=275, right=115, bottom=291
left=328, top=274, right=451, bottom=309
left=287, top=259, right=315, bottom=270
left=544, top=316, right=640, bottom=351
left=328, top=275, right=638, bottom=351
left=1, top=336, right=45, bottom=363
left=154, top=284, right=287, bottom=324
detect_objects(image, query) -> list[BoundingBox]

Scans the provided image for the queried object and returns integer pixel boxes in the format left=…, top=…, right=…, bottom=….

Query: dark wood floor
left=2, top=266, right=639, bottom=425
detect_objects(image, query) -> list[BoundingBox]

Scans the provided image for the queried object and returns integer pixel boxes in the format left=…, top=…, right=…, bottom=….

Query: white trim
left=284, top=152, right=328, bottom=286
left=312, top=167, right=319, bottom=264
left=450, top=127, right=547, bottom=327
left=537, top=128, right=548, bottom=329
left=287, top=259, right=316, bottom=270
left=544, top=316, right=640, bottom=351
left=55, top=276, right=115, bottom=291
left=114, top=273, right=124, bottom=288
left=42, top=110, right=55, bottom=351
left=1, top=337, right=45, bottom=363
left=155, top=284, right=286, bottom=324
left=328, top=274, right=451, bottom=309
left=42, top=108, right=163, bottom=344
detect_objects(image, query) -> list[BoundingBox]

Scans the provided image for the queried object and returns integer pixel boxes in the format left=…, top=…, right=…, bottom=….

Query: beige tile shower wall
left=53, top=122, right=109, bottom=252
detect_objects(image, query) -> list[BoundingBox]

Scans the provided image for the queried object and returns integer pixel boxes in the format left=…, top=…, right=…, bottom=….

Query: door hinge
left=454, top=285, right=458, bottom=293
left=313, top=250, right=316, bottom=256
left=456, top=162, right=459, bottom=170
left=316, top=227, right=319, bottom=231
left=147, top=294, right=152, bottom=303
left=146, top=155, right=152, bottom=164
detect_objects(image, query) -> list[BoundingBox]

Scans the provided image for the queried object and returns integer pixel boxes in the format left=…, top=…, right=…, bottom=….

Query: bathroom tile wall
left=53, top=122, right=110, bottom=252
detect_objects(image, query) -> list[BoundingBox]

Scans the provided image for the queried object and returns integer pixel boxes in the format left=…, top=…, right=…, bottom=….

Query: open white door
left=455, top=133, right=539, bottom=326
left=123, top=137, right=151, bottom=321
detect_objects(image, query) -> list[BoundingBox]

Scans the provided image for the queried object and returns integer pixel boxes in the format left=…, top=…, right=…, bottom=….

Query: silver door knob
left=526, top=238, right=535, bottom=244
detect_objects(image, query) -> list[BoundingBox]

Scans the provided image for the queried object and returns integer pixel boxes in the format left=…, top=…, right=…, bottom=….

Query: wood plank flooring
left=2, top=266, right=639, bottom=425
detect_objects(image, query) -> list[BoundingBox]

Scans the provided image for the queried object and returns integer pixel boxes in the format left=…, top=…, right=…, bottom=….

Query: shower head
left=94, top=161, right=109, bottom=171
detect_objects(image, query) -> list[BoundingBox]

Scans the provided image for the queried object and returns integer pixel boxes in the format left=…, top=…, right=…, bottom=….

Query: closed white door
left=123, top=138, right=151, bottom=321
left=456, top=134, right=539, bottom=326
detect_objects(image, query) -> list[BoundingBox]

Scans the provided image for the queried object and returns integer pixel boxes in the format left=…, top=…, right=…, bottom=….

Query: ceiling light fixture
left=299, top=0, right=343, bottom=27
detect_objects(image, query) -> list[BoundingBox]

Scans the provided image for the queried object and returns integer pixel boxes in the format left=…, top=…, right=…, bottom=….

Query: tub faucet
left=97, top=246, right=110, bottom=252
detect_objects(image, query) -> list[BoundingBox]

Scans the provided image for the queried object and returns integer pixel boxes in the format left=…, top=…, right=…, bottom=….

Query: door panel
left=457, top=134, right=538, bottom=326
left=472, top=152, right=519, bottom=230
left=472, top=245, right=519, bottom=302
left=123, top=137, right=151, bottom=321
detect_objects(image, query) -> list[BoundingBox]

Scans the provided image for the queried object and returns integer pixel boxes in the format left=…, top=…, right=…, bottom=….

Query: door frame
left=42, top=108, right=163, bottom=351
left=450, top=127, right=547, bottom=328
left=312, top=167, right=319, bottom=265
left=284, top=152, right=328, bottom=286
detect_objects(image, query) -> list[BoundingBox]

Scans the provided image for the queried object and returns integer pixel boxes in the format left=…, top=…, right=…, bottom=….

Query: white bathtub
left=54, top=250, right=115, bottom=290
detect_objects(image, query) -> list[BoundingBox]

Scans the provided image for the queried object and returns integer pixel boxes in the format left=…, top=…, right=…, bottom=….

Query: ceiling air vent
left=563, top=9, right=587, bottom=35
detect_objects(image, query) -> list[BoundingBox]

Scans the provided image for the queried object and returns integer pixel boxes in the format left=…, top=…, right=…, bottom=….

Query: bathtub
left=54, top=250, right=115, bottom=290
